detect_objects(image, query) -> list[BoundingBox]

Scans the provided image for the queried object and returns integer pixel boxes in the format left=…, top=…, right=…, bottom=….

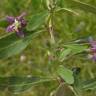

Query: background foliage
left=0, top=0, right=96, bottom=96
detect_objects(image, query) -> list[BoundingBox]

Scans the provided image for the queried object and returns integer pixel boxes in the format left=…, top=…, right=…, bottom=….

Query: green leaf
left=57, top=65, right=74, bottom=84
left=81, top=78, right=96, bottom=91
left=0, top=76, right=53, bottom=93
left=59, top=48, right=71, bottom=61
left=32, top=0, right=42, bottom=10
left=64, top=44, right=87, bottom=54
left=55, top=7, right=79, bottom=16
left=0, top=30, right=43, bottom=59
left=66, top=0, right=96, bottom=14
left=59, top=43, right=86, bottom=61
left=27, top=11, right=49, bottom=31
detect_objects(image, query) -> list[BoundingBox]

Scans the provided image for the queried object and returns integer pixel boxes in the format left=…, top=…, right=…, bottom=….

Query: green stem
left=48, top=16, right=55, bottom=44
left=69, top=86, right=81, bottom=96
left=47, top=0, right=55, bottom=44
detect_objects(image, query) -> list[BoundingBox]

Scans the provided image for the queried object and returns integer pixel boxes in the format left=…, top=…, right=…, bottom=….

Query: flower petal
left=21, top=19, right=27, bottom=27
left=16, top=30, right=24, bottom=38
left=6, top=16, right=15, bottom=23
left=6, top=25, right=14, bottom=32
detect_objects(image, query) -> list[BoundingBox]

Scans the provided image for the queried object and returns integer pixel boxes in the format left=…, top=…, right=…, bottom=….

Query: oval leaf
left=57, top=65, right=74, bottom=84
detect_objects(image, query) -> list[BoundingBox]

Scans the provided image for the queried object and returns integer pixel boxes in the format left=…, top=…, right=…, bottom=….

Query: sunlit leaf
left=59, top=48, right=71, bottom=61
left=57, top=65, right=74, bottom=84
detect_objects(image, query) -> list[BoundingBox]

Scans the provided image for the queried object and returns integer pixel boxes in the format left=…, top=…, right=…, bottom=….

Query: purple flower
left=92, top=53, right=96, bottom=61
left=89, top=37, right=96, bottom=52
left=6, top=12, right=27, bottom=37
left=88, top=37, right=96, bottom=61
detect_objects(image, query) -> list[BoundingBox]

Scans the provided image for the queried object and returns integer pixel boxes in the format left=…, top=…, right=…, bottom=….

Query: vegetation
left=0, top=0, right=96, bottom=96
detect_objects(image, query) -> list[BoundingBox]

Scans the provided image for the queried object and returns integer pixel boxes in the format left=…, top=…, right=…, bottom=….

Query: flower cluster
left=6, top=12, right=27, bottom=37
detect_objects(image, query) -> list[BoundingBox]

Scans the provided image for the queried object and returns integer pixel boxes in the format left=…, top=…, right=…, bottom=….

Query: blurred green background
left=0, top=0, right=96, bottom=96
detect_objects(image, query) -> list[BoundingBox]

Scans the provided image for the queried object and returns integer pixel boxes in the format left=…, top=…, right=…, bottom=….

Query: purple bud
left=91, top=48, right=96, bottom=53
left=21, top=19, right=27, bottom=27
left=6, top=25, right=15, bottom=32
left=6, top=16, right=15, bottom=23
